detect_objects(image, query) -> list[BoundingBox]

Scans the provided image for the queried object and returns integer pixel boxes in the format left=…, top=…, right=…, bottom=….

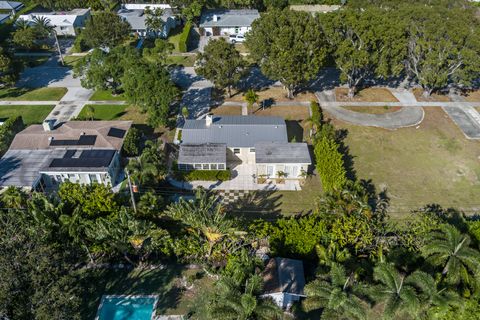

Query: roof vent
left=206, top=114, right=213, bottom=126
left=42, top=119, right=55, bottom=132
left=213, top=14, right=218, bottom=21
left=48, top=137, right=54, bottom=141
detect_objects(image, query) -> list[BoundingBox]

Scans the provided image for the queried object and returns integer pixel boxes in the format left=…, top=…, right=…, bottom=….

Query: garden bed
left=335, top=87, right=398, bottom=102
left=342, top=106, right=402, bottom=114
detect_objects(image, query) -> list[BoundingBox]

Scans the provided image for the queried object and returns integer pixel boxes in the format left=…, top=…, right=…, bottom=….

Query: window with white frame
left=211, top=164, right=217, bottom=170
left=194, top=164, right=202, bottom=169
left=249, top=148, right=255, bottom=153
left=218, top=163, right=225, bottom=170
left=233, top=148, right=240, bottom=154
left=203, top=164, right=209, bottom=170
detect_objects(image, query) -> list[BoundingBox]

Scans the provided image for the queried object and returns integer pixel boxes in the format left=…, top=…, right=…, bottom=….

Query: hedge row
left=175, top=169, right=231, bottom=181
left=0, top=116, right=24, bottom=157
left=314, top=135, right=347, bottom=192
left=178, top=22, right=192, bottom=53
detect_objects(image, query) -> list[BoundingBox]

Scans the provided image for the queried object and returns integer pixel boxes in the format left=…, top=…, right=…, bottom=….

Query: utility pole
left=53, top=29, right=64, bottom=66
left=126, top=169, right=137, bottom=213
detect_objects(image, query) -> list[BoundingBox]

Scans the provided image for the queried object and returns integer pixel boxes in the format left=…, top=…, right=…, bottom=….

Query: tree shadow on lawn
left=78, top=265, right=185, bottom=318
left=227, top=190, right=283, bottom=222
left=0, top=87, right=30, bottom=99
left=335, top=128, right=357, bottom=182
left=286, top=120, right=304, bottom=142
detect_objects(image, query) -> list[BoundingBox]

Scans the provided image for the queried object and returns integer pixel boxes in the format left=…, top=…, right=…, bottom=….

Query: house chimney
left=42, top=119, right=55, bottom=132
left=213, top=14, right=218, bottom=22
left=206, top=114, right=213, bottom=126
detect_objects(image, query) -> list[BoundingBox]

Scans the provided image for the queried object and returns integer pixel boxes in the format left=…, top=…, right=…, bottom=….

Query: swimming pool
left=96, top=295, right=158, bottom=320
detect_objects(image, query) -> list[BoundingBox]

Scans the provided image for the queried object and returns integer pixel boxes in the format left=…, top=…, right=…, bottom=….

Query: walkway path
left=444, top=94, right=480, bottom=139
left=315, top=90, right=425, bottom=129
left=45, top=87, right=93, bottom=124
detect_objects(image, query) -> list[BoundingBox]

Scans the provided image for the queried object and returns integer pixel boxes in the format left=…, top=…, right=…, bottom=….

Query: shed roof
left=262, top=257, right=305, bottom=295
left=255, top=142, right=311, bottom=164
left=178, top=143, right=226, bottom=164
left=181, top=116, right=287, bottom=148
left=200, top=9, right=259, bottom=28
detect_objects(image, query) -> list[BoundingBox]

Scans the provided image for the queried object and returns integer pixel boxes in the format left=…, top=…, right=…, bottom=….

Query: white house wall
left=203, top=26, right=252, bottom=36
left=256, top=163, right=309, bottom=179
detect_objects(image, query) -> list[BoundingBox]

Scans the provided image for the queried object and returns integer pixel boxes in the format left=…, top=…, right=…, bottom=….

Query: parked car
left=229, top=34, right=245, bottom=43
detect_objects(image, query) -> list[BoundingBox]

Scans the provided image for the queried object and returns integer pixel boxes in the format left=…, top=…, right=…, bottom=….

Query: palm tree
left=144, top=7, right=164, bottom=38
left=165, top=188, right=235, bottom=258
left=371, top=263, right=421, bottom=319
left=0, top=186, right=28, bottom=209
left=32, top=16, right=53, bottom=38
left=421, top=224, right=480, bottom=288
left=15, top=19, right=30, bottom=30
left=406, top=271, right=461, bottom=318
left=209, top=273, right=282, bottom=320
left=126, top=140, right=166, bottom=186
left=303, top=263, right=367, bottom=320
left=244, top=89, right=259, bottom=114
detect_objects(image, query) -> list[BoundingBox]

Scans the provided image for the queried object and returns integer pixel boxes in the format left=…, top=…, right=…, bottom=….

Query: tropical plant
left=421, top=224, right=480, bottom=289
left=244, top=89, right=259, bottom=114
left=32, top=16, right=53, bottom=38
left=303, top=262, right=367, bottom=320
left=126, top=140, right=167, bottom=186
left=144, top=7, right=164, bottom=38
left=0, top=186, right=28, bottom=209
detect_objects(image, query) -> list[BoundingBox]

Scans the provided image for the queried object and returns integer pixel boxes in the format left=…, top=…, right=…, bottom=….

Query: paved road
left=316, top=90, right=425, bottom=129
left=442, top=94, right=480, bottom=139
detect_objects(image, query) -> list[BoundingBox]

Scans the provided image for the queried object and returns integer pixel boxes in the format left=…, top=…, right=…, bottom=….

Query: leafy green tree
left=143, top=39, right=174, bottom=65
left=320, top=8, right=406, bottom=97
left=126, top=140, right=167, bottom=187
left=0, top=186, right=28, bottom=209
left=244, top=89, right=258, bottom=114
left=165, top=188, right=236, bottom=258
left=32, top=16, right=53, bottom=38
left=0, top=47, right=18, bottom=87
left=196, top=38, right=246, bottom=98
left=145, top=7, right=164, bottom=38
left=58, top=182, right=118, bottom=217
left=82, top=11, right=131, bottom=48
left=421, top=224, right=480, bottom=289
left=246, top=9, right=327, bottom=98
left=314, top=135, right=347, bottom=192
left=181, top=106, right=189, bottom=121
left=181, top=1, right=203, bottom=22
left=0, top=116, right=24, bottom=156
left=404, top=6, right=480, bottom=96
left=371, top=263, right=421, bottom=319
left=122, top=127, right=142, bottom=157
left=303, top=263, right=368, bottom=320
left=12, top=27, right=38, bottom=50
left=75, top=46, right=139, bottom=94
left=137, top=191, right=165, bottom=218
left=122, top=61, right=179, bottom=127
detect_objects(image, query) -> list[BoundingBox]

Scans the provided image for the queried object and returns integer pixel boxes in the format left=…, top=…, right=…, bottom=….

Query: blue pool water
left=97, top=296, right=157, bottom=320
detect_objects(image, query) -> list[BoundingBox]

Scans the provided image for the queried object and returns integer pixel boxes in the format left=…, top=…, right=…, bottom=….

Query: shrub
left=175, top=169, right=231, bottom=181
left=178, top=22, right=192, bottom=53
left=314, top=135, right=347, bottom=192
left=0, top=116, right=24, bottom=156
left=122, top=127, right=142, bottom=156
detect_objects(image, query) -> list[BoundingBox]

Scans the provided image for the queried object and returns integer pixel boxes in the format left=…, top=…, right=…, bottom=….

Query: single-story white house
left=261, top=257, right=306, bottom=309
left=199, top=9, right=259, bottom=36
left=117, top=5, right=178, bottom=38
left=18, top=8, right=91, bottom=36
left=178, top=115, right=311, bottom=183
left=0, top=120, right=132, bottom=191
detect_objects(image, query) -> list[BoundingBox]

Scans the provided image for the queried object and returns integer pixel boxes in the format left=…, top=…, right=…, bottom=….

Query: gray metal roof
left=178, top=143, right=226, bottom=164
left=200, top=9, right=259, bottom=28
left=118, top=8, right=173, bottom=31
left=255, top=142, right=311, bottom=164
left=0, top=1, right=23, bottom=10
left=181, top=116, right=287, bottom=148
left=0, top=13, right=9, bottom=23
left=263, top=258, right=305, bottom=295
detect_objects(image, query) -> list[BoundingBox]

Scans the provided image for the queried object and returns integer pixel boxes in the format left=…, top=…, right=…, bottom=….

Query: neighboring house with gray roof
left=261, top=257, right=306, bottom=309
left=117, top=6, right=178, bottom=38
left=199, top=9, right=259, bottom=36
left=0, top=120, right=131, bottom=191
left=177, top=115, right=311, bottom=182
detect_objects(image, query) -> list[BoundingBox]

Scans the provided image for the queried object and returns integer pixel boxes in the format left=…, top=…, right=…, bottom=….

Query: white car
left=229, top=34, right=245, bottom=43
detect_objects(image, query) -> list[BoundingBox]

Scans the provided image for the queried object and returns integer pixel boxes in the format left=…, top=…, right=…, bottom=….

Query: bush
left=314, top=135, right=347, bottom=192
left=0, top=116, right=24, bottom=156
left=175, top=169, right=231, bottom=181
left=178, top=22, right=192, bottom=53
left=72, top=29, right=90, bottom=53
left=122, top=127, right=142, bottom=156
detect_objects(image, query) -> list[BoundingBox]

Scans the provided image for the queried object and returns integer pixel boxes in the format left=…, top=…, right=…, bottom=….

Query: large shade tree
left=82, top=11, right=131, bottom=48
left=246, top=9, right=328, bottom=98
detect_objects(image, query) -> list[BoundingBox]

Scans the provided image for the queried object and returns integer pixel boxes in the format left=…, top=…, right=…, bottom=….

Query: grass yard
left=89, top=90, right=125, bottom=101
left=464, top=90, right=480, bottom=102
left=77, top=104, right=127, bottom=121
left=62, top=55, right=84, bottom=68
left=327, top=107, right=480, bottom=219
left=253, top=105, right=310, bottom=120
left=227, top=87, right=317, bottom=103
left=166, top=55, right=196, bottom=67
left=335, top=87, right=399, bottom=102
left=413, top=88, right=451, bottom=102
left=0, top=87, right=67, bottom=101
left=0, top=105, right=54, bottom=124
left=77, top=266, right=214, bottom=319
left=167, top=26, right=184, bottom=52
left=342, top=106, right=402, bottom=114
left=211, top=105, right=242, bottom=115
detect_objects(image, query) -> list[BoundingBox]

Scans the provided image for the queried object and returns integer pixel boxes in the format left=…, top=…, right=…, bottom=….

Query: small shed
left=261, top=257, right=306, bottom=309
left=177, top=143, right=227, bottom=171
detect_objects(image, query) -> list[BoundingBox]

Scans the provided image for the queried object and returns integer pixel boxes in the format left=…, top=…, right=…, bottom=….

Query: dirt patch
left=252, top=105, right=310, bottom=120
left=413, top=88, right=451, bottom=102
left=335, top=87, right=399, bottom=102
left=211, top=105, right=242, bottom=115
left=463, top=90, right=480, bottom=102
left=342, top=106, right=402, bottom=114
left=226, top=86, right=317, bottom=103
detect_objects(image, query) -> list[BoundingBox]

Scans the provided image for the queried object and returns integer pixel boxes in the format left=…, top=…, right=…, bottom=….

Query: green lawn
left=0, top=87, right=67, bottom=101
left=77, top=266, right=214, bottom=319
left=62, top=55, right=84, bottom=68
left=166, top=55, right=196, bottom=67
left=0, top=105, right=55, bottom=124
left=77, top=104, right=127, bottom=120
left=330, top=107, right=480, bottom=219
left=167, top=26, right=184, bottom=52
left=89, top=90, right=125, bottom=101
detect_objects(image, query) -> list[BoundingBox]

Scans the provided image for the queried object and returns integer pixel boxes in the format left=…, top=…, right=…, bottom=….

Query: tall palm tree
left=165, top=188, right=235, bottom=258
left=421, top=224, right=480, bottom=288
left=32, top=16, right=53, bottom=38
left=303, top=263, right=367, bottom=320
left=208, top=273, right=282, bottom=320
left=371, top=263, right=421, bottom=319
left=126, top=140, right=166, bottom=186
left=15, top=19, right=31, bottom=30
